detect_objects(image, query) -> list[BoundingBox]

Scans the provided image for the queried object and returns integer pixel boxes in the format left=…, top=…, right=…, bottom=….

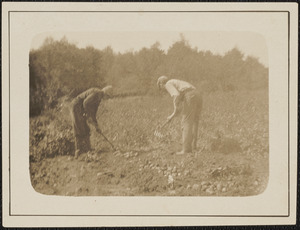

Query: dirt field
left=30, top=90, right=269, bottom=196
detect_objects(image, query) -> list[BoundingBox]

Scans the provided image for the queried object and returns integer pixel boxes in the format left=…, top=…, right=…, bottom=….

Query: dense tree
left=29, top=37, right=105, bottom=115
left=29, top=36, right=268, bottom=116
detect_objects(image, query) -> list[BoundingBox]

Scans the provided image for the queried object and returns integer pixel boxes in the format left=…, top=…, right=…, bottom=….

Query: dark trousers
left=181, top=90, right=202, bottom=153
left=70, top=99, right=91, bottom=156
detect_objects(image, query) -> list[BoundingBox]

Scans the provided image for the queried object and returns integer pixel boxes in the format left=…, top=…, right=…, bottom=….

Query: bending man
left=70, top=86, right=112, bottom=158
left=157, top=76, right=202, bottom=154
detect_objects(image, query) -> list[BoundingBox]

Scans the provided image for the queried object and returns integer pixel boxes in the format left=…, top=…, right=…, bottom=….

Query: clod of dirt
left=168, top=175, right=174, bottom=189
left=192, top=184, right=200, bottom=190
left=210, top=132, right=242, bottom=154
left=205, top=187, right=214, bottom=195
left=216, top=183, right=222, bottom=191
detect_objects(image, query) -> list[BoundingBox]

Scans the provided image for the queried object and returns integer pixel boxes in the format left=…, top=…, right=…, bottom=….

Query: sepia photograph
left=29, top=31, right=269, bottom=197
left=2, top=2, right=297, bottom=227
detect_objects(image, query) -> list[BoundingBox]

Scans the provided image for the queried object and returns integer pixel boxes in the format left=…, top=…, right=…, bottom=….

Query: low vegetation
left=30, top=90, right=268, bottom=196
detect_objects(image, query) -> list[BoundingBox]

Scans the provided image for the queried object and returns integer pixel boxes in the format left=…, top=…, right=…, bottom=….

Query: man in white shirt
left=70, top=85, right=112, bottom=158
left=157, top=76, right=202, bottom=154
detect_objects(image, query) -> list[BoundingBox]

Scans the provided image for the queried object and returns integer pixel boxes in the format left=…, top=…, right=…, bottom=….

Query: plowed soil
left=30, top=90, right=269, bottom=196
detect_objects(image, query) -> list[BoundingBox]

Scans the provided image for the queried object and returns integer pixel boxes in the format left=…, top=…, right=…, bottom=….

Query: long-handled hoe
left=154, top=119, right=171, bottom=138
left=95, top=119, right=171, bottom=154
left=95, top=127, right=116, bottom=151
left=153, top=118, right=185, bottom=154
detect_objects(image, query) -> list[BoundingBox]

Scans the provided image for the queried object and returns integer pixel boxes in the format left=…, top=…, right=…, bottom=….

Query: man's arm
left=164, top=81, right=181, bottom=122
left=167, top=95, right=181, bottom=122
left=83, top=93, right=102, bottom=132
left=90, top=118, right=102, bottom=133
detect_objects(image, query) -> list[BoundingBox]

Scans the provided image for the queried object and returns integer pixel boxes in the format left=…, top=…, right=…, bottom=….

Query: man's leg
left=74, top=136, right=80, bottom=158
left=180, top=91, right=196, bottom=154
left=192, top=93, right=202, bottom=151
left=71, top=101, right=81, bottom=158
left=75, top=134, right=91, bottom=157
left=193, top=91, right=203, bottom=150
left=71, top=100, right=90, bottom=158
left=192, top=118, right=199, bottom=151
left=82, top=135, right=91, bottom=152
left=182, top=116, right=194, bottom=153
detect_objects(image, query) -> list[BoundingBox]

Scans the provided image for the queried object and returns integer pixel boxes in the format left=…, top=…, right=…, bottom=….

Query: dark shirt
left=76, top=88, right=103, bottom=124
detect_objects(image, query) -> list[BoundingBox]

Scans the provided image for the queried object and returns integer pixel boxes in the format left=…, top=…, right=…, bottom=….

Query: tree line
left=29, top=36, right=268, bottom=116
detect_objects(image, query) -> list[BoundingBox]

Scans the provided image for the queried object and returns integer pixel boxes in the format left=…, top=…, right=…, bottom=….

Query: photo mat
left=2, top=2, right=298, bottom=227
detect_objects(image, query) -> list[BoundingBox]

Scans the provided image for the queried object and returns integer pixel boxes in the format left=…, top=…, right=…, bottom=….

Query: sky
left=31, top=31, right=268, bottom=67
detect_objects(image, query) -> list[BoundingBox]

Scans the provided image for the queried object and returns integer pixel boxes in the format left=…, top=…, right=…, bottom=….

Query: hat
left=157, top=76, right=168, bottom=88
left=102, top=85, right=113, bottom=96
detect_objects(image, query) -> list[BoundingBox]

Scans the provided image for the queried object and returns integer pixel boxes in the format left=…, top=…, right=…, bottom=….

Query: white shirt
left=164, top=79, right=196, bottom=118
left=165, top=79, right=195, bottom=97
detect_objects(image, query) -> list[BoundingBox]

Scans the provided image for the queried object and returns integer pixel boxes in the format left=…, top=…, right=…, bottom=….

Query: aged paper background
left=2, top=2, right=298, bottom=227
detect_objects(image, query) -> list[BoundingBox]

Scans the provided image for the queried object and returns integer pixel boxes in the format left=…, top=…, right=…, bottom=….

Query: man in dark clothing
left=70, top=86, right=112, bottom=158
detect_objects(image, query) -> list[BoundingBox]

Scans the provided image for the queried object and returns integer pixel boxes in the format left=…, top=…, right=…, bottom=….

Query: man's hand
left=96, top=127, right=102, bottom=134
left=167, top=114, right=174, bottom=123
left=159, top=115, right=173, bottom=129
left=89, top=118, right=101, bottom=133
